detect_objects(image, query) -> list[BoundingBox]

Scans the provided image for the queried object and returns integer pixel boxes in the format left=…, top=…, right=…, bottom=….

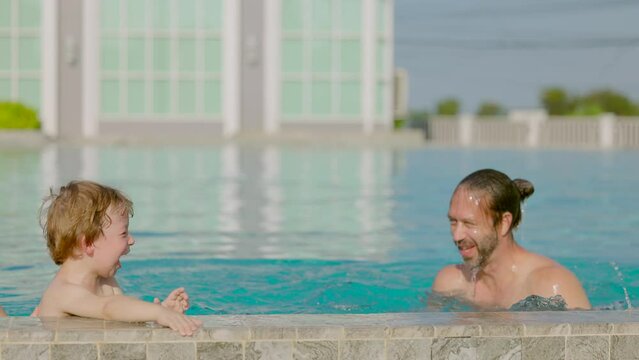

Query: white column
left=383, top=0, right=395, bottom=129
left=361, top=0, right=376, bottom=134
left=223, top=0, right=240, bottom=136
left=41, top=0, right=58, bottom=137
left=82, top=0, right=99, bottom=138
left=599, top=113, right=616, bottom=149
left=263, top=0, right=281, bottom=134
left=459, top=114, right=474, bottom=146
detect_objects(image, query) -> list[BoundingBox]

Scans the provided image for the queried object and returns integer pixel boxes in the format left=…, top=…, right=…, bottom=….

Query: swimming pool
left=1, top=143, right=637, bottom=315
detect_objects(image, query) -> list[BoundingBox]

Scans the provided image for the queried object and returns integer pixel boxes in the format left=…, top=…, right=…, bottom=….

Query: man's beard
left=464, top=231, right=499, bottom=271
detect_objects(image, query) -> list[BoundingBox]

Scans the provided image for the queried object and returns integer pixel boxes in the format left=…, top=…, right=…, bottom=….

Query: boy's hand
left=153, top=287, right=190, bottom=313
left=156, top=307, right=202, bottom=336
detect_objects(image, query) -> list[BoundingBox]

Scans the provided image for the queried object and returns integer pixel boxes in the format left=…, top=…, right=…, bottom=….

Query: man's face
left=448, top=187, right=499, bottom=270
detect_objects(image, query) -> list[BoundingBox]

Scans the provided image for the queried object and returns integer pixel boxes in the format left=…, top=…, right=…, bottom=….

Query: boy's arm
left=57, top=284, right=201, bottom=335
left=0, top=305, right=7, bottom=317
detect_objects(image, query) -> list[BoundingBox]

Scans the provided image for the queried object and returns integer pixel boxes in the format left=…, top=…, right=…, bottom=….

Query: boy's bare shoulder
left=40, top=279, right=99, bottom=316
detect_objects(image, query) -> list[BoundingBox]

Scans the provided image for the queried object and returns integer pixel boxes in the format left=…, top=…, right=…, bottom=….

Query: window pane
left=101, top=38, right=119, bottom=71
left=101, top=1, right=120, bottom=29
left=0, top=38, right=10, bottom=70
left=0, top=0, right=11, bottom=28
left=282, top=81, right=303, bottom=116
left=127, top=38, right=145, bottom=72
left=204, top=39, right=221, bottom=72
left=282, top=40, right=303, bottom=73
left=101, top=80, right=120, bottom=114
left=377, top=0, right=386, bottom=33
left=178, top=0, right=196, bottom=29
left=127, top=80, right=145, bottom=114
left=18, top=37, right=40, bottom=71
left=178, top=80, right=196, bottom=113
left=311, top=40, right=331, bottom=73
left=152, top=0, right=171, bottom=29
left=0, top=79, right=10, bottom=99
left=127, top=0, right=146, bottom=30
left=153, top=80, right=170, bottom=114
left=376, top=41, right=385, bottom=75
left=153, top=38, right=170, bottom=72
left=18, top=0, right=40, bottom=28
left=178, top=39, right=196, bottom=72
left=18, top=79, right=39, bottom=108
left=340, top=40, right=360, bottom=74
left=312, top=1, right=331, bottom=32
left=339, top=81, right=360, bottom=115
left=204, top=80, right=221, bottom=115
left=282, top=0, right=302, bottom=32
left=340, top=0, right=361, bottom=33
left=202, top=0, right=222, bottom=31
left=311, top=81, right=331, bottom=115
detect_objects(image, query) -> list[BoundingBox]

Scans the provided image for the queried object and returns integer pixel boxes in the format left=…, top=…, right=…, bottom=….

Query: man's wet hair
left=456, top=168, right=534, bottom=231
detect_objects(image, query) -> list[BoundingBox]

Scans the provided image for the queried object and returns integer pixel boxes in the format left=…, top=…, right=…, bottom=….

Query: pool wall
left=1, top=311, right=638, bottom=359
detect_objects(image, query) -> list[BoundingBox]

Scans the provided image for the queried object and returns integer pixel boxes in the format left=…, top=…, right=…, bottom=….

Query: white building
left=0, top=0, right=394, bottom=139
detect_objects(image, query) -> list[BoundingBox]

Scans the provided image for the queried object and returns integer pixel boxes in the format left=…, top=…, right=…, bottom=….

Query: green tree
left=476, top=101, right=505, bottom=116
left=436, top=98, right=460, bottom=116
left=578, top=89, right=638, bottom=116
left=540, top=87, right=574, bottom=115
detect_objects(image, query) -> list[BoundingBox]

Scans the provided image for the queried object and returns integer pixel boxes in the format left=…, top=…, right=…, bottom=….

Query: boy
left=35, top=180, right=201, bottom=336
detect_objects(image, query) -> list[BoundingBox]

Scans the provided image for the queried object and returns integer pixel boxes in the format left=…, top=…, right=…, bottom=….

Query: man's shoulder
left=432, top=264, right=469, bottom=295
left=527, top=261, right=578, bottom=287
left=524, top=256, right=591, bottom=309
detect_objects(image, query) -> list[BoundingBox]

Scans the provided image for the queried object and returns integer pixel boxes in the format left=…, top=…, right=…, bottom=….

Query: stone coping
left=1, top=311, right=638, bottom=359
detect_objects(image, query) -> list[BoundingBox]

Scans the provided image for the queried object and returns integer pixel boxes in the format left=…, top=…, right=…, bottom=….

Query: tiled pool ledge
left=1, top=311, right=638, bottom=359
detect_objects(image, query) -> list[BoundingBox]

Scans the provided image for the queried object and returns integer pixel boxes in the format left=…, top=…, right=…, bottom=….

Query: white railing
left=426, top=116, right=639, bottom=148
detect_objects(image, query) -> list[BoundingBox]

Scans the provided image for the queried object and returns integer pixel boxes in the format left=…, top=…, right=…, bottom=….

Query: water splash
left=610, top=261, right=633, bottom=310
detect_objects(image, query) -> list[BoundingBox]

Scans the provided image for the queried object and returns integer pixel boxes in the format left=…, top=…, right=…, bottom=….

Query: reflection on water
left=1, top=145, right=638, bottom=315
left=2, top=144, right=400, bottom=263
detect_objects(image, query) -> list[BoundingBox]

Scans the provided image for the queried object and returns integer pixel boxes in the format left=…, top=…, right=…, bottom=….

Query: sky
left=394, top=0, right=639, bottom=113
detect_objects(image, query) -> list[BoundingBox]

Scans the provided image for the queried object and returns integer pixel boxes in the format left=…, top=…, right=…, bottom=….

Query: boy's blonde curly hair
left=40, top=180, right=133, bottom=265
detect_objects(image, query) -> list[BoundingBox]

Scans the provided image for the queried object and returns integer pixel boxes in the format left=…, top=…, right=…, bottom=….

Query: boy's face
left=92, top=205, right=134, bottom=277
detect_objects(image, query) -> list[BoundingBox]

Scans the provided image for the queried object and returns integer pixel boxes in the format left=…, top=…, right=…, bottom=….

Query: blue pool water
left=0, top=144, right=637, bottom=315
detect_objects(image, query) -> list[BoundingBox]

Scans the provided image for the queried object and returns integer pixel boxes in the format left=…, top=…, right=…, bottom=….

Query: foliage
left=580, top=89, right=638, bottom=116
left=0, top=102, right=40, bottom=129
left=476, top=101, right=505, bottom=116
left=540, top=87, right=574, bottom=115
left=540, top=87, right=639, bottom=116
left=435, top=98, right=460, bottom=116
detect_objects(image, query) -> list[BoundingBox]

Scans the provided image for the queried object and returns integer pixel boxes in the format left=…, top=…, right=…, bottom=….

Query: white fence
left=427, top=116, right=639, bottom=148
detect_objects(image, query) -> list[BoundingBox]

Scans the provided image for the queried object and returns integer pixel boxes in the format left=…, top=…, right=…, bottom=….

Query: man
left=432, top=169, right=591, bottom=310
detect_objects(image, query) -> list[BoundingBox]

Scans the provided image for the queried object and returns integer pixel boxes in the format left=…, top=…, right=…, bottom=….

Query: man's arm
left=54, top=284, right=202, bottom=335
left=528, top=266, right=591, bottom=310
